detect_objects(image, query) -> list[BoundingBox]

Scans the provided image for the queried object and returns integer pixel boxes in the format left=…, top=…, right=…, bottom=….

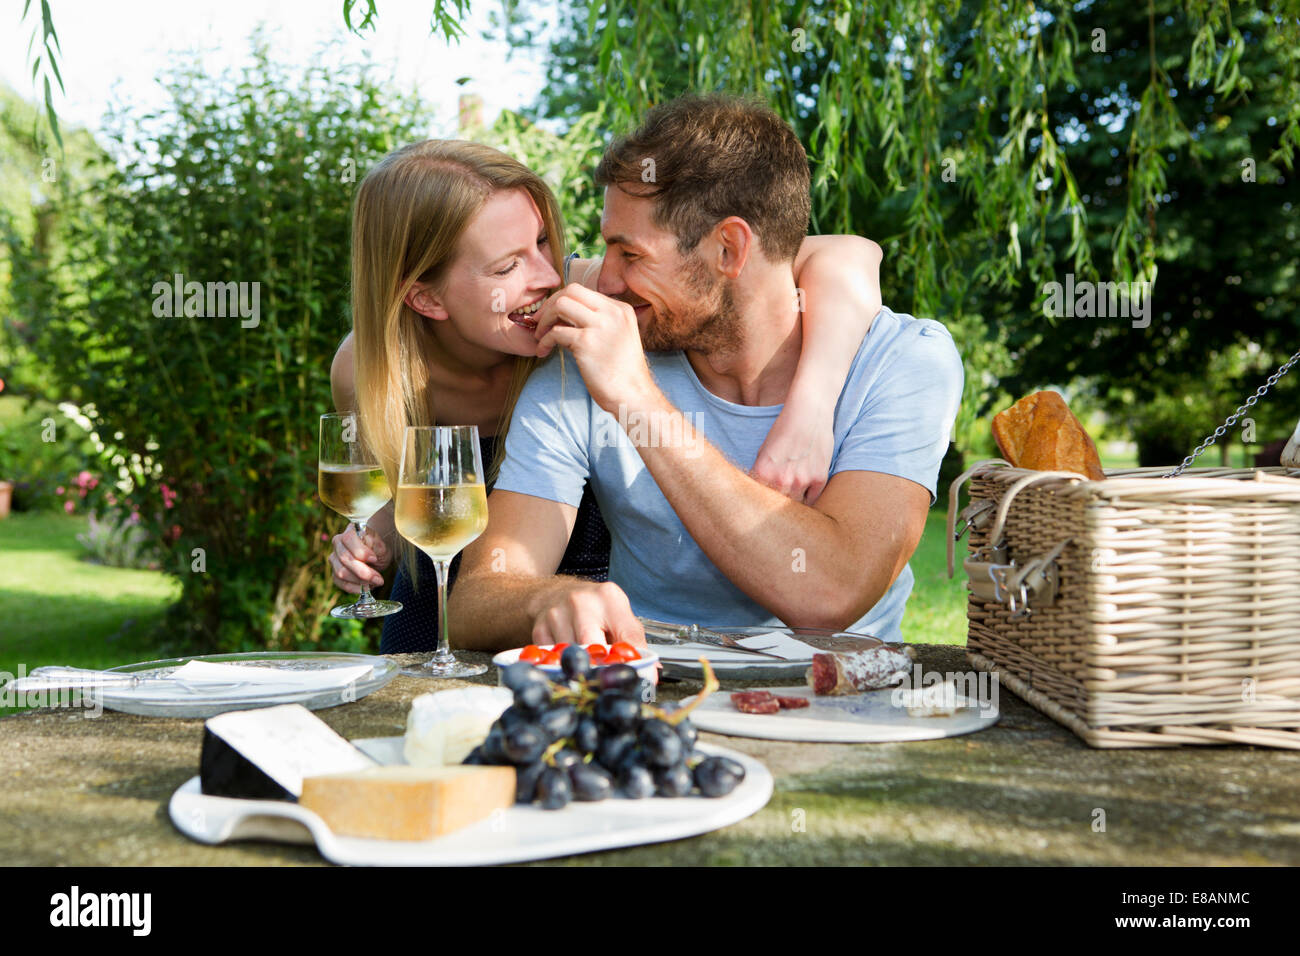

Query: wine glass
left=394, top=425, right=489, bottom=678
left=318, top=412, right=402, bottom=619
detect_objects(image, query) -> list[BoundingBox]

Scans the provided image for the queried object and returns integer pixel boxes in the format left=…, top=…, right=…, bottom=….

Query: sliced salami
left=775, top=696, right=810, bottom=709
left=730, top=691, right=780, bottom=715
left=806, top=645, right=913, bottom=695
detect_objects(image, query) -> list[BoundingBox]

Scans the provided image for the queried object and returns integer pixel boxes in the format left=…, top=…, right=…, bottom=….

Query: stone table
left=2, top=644, right=1298, bottom=866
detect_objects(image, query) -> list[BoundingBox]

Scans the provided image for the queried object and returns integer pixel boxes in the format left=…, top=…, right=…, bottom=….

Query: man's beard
left=639, top=253, right=741, bottom=353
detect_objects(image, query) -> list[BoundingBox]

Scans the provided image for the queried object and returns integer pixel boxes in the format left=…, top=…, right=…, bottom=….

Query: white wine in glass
left=319, top=412, right=402, bottom=619
left=395, top=425, right=489, bottom=678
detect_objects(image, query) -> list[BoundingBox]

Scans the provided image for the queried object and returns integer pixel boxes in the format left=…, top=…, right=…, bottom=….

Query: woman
left=328, top=139, right=883, bottom=653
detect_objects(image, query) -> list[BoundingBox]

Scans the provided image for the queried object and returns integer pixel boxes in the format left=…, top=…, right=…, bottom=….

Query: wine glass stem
left=433, top=558, right=453, bottom=664
left=353, top=519, right=378, bottom=609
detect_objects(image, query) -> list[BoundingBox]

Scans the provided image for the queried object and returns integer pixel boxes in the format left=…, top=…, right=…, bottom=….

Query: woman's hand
left=750, top=395, right=834, bottom=504
left=329, top=523, right=394, bottom=594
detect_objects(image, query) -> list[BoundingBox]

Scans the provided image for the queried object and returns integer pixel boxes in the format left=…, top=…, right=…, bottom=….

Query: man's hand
left=532, top=284, right=658, bottom=413
left=528, top=580, right=646, bottom=648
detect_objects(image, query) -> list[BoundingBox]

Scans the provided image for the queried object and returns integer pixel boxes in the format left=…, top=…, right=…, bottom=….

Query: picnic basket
left=946, top=462, right=1300, bottom=748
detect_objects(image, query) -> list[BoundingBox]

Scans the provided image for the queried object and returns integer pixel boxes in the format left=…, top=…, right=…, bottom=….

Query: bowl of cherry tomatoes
left=492, top=641, right=659, bottom=687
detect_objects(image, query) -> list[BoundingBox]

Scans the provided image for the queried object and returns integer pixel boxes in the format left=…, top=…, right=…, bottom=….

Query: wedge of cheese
left=299, top=765, right=516, bottom=841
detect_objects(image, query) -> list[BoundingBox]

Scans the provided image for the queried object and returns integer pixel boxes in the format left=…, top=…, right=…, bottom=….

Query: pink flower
left=129, top=511, right=141, bottom=524
left=63, top=500, right=74, bottom=513
left=321, top=532, right=330, bottom=542
left=77, top=470, right=94, bottom=487
left=56, top=486, right=65, bottom=495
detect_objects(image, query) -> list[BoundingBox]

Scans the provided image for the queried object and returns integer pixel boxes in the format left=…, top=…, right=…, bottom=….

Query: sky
left=2, top=0, right=552, bottom=139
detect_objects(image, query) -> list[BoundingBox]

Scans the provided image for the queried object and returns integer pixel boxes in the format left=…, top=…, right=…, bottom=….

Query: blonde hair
left=349, top=140, right=567, bottom=585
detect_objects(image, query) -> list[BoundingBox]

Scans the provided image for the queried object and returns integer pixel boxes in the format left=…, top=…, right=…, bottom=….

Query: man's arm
left=533, top=285, right=961, bottom=631
left=628, top=394, right=931, bottom=630
left=448, top=489, right=643, bottom=652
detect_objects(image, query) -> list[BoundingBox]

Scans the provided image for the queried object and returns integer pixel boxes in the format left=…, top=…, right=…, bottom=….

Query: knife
left=636, top=618, right=790, bottom=660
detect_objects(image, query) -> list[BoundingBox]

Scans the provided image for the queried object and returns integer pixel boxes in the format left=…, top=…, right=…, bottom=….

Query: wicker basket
left=946, top=462, right=1300, bottom=748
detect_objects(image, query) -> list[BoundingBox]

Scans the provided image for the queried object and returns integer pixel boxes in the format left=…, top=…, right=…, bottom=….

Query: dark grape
left=595, top=692, right=641, bottom=733
left=502, top=723, right=546, bottom=765
left=501, top=660, right=547, bottom=692
left=550, top=747, right=582, bottom=770
left=497, top=705, right=532, bottom=733
left=515, top=760, right=546, bottom=803
left=538, top=703, right=579, bottom=742
left=654, top=763, right=694, bottom=798
left=573, top=715, right=601, bottom=754
left=694, top=756, right=745, bottom=798
left=675, top=718, right=698, bottom=752
left=618, top=764, right=655, bottom=799
left=514, top=680, right=550, bottom=714
left=481, top=725, right=508, bottom=764
left=536, top=766, right=572, bottom=810
left=560, top=644, right=592, bottom=680
left=462, top=746, right=487, bottom=766
left=638, top=718, right=683, bottom=769
left=568, top=763, right=614, bottom=801
left=598, top=664, right=639, bottom=693
left=595, top=731, right=636, bottom=771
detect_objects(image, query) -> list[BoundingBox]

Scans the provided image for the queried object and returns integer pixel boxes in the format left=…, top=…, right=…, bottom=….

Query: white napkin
left=169, top=660, right=374, bottom=691
left=734, top=632, right=818, bottom=661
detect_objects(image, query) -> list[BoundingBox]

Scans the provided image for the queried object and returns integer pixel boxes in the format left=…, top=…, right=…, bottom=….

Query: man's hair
left=594, top=93, right=810, bottom=263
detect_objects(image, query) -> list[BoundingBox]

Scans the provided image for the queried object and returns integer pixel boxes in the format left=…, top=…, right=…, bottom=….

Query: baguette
left=991, top=390, right=1105, bottom=481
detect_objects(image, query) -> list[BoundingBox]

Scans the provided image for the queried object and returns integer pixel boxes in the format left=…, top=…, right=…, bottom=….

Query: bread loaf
left=991, top=391, right=1105, bottom=481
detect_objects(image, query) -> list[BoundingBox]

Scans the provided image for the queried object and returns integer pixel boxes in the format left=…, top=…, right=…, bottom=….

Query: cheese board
left=169, top=736, right=773, bottom=865
left=685, top=685, right=1000, bottom=743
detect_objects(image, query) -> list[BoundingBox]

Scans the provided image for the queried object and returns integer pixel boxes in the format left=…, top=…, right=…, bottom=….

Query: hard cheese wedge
left=200, top=703, right=376, bottom=801
left=300, top=765, right=517, bottom=841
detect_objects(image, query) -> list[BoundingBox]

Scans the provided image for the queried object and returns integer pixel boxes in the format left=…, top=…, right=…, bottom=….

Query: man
left=449, top=94, right=963, bottom=650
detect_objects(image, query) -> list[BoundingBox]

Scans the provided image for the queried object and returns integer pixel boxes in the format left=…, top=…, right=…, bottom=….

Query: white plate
left=97, top=653, right=399, bottom=718
left=687, top=685, right=1000, bottom=742
left=168, top=737, right=772, bottom=866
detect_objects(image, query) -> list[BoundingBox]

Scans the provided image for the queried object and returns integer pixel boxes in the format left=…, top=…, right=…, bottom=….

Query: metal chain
left=1163, top=348, right=1300, bottom=478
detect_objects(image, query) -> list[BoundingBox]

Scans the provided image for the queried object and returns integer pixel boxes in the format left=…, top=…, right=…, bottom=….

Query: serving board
left=168, top=738, right=772, bottom=866
left=686, top=685, right=999, bottom=742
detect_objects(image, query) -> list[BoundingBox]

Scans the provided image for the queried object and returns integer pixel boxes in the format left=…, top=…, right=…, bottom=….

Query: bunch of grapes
left=465, top=646, right=745, bottom=810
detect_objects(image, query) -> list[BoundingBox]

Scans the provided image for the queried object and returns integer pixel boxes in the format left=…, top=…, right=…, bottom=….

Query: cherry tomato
left=541, top=647, right=563, bottom=666
left=606, top=642, right=641, bottom=663
left=520, top=645, right=545, bottom=664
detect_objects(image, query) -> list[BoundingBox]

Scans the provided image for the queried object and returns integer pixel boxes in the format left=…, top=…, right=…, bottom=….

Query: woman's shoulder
left=330, top=331, right=355, bottom=410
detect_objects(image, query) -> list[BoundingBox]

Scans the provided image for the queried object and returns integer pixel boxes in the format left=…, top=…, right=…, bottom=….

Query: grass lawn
left=0, top=512, right=181, bottom=713
left=902, top=509, right=968, bottom=646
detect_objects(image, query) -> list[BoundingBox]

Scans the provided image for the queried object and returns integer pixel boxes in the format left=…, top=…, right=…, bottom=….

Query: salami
left=775, top=696, right=810, bottom=709
left=730, top=691, right=779, bottom=715
left=806, top=644, right=913, bottom=695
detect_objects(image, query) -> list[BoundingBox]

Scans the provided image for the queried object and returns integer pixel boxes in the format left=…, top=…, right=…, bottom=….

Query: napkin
left=169, top=660, right=374, bottom=691
left=734, top=632, right=818, bottom=661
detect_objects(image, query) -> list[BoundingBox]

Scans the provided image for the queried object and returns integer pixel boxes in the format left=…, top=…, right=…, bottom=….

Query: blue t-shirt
left=494, top=305, right=964, bottom=641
